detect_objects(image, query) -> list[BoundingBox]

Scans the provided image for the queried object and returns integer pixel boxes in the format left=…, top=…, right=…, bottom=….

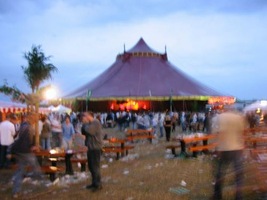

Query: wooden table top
left=172, top=134, right=216, bottom=143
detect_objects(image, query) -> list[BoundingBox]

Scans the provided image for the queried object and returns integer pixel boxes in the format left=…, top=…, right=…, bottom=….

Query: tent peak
left=127, top=38, right=159, bottom=54
left=116, top=38, right=168, bottom=62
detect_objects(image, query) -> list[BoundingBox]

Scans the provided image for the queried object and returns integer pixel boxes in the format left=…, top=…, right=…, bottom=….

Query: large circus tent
left=63, top=38, right=234, bottom=112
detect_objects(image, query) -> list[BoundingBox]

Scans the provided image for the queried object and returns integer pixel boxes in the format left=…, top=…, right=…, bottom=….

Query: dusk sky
left=0, top=0, right=267, bottom=101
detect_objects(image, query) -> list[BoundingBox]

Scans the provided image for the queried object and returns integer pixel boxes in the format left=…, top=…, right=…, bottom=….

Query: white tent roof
left=52, top=104, right=72, bottom=114
left=243, top=100, right=267, bottom=113
left=0, top=100, right=27, bottom=113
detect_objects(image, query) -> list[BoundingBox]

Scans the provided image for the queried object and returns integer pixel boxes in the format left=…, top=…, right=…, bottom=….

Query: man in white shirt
left=0, top=113, right=16, bottom=168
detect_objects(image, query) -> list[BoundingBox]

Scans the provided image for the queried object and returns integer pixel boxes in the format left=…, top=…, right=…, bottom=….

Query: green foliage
left=21, top=45, right=58, bottom=93
left=0, top=82, right=26, bottom=103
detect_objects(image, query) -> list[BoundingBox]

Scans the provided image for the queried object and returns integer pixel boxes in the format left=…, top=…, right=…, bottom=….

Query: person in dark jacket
left=164, top=115, right=172, bottom=142
left=82, top=111, right=103, bottom=192
left=8, top=113, right=41, bottom=198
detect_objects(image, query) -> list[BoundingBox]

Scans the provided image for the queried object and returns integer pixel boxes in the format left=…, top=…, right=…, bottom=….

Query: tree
left=22, top=45, right=58, bottom=93
left=23, top=45, right=58, bottom=146
left=0, top=45, right=58, bottom=146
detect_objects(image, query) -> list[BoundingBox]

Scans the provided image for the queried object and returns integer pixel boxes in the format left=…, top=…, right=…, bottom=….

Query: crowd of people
left=95, top=110, right=214, bottom=142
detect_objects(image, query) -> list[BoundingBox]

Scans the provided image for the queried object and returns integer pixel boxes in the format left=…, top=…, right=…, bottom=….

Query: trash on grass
left=169, top=187, right=190, bottom=195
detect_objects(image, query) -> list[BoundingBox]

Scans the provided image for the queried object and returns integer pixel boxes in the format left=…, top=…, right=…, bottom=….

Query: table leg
left=116, top=152, right=120, bottom=160
left=50, top=158, right=57, bottom=166
left=202, top=139, right=209, bottom=154
left=121, top=143, right=125, bottom=157
left=80, top=163, right=86, bottom=172
left=49, top=173, right=56, bottom=182
left=65, top=153, right=74, bottom=175
left=192, top=143, right=198, bottom=157
left=178, top=140, right=188, bottom=158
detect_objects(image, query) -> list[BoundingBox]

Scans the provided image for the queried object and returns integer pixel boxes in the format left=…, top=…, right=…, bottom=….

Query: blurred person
left=75, top=113, right=83, bottom=134
left=143, top=113, right=150, bottom=129
left=158, top=113, right=164, bottom=138
left=51, top=114, right=62, bottom=148
left=40, top=115, right=52, bottom=150
left=151, top=114, right=158, bottom=136
left=7, top=113, right=42, bottom=198
left=189, top=112, right=198, bottom=132
left=136, top=113, right=146, bottom=129
left=212, top=109, right=247, bottom=200
left=171, top=112, right=178, bottom=132
left=38, top=114, right=43, bottom=139
left=70, top=111, right=77, bottom=126
left=180, top=112, right=187, bottom=132
left=62, top=115, right=75, bottom=150
left=203, top=112, right=212, bottom=133
left=164, top=115, right=172, bottom=142
left=106, top=111, right=115, bottom=128
left=82, top=112, right=103, bottom=192
left=130, top=112, right=137, bottom=129
left=264, top=113, right=267, bottom=126
left=0, top=113, right=16, bottom=169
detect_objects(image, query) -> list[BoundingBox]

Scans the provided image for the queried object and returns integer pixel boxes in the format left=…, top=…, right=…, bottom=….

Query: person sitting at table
left=62, top=115, right=75, bottom=150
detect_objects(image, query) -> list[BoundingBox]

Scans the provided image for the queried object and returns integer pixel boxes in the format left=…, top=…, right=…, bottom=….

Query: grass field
left=0, top=127, right=264, bottom=200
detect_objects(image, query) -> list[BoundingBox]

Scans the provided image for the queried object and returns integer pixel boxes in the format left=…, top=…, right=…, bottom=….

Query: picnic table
left=126, top=129, right=154, bottom=143
left=103, top=138, right=134, bottom=160
left=34, top=149, right=65, bottom=181
left=173, top=133, right=217, bottom=158
left=245, top=135, right=267, bottom=149
left=34, top=147, right=87, bottom=177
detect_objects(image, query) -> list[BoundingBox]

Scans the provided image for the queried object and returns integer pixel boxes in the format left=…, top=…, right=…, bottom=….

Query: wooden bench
left=126, top=129, right=153, bottom=136
left=70, top=158, right=87, bottom=172
left=102, top=146, right=124, bottom=160
left=102, top=145, right=135, bottom=160
left=123, top=145, right=135, bottom=156
left=249, top=148, right=267, bottom=194
left=246, top=137, right=267, bottom=149
left=127, top=135, right=155, bottom=142
left=188, top=143, right=217, bottom=157
left=126, top=129, right=154, bottom=143
left=166, top=144, right=180, bottom=155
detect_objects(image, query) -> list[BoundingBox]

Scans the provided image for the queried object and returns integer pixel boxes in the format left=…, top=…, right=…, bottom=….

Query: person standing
left=158, top=113, right=164, bottom=138
left=51, top=114, right=62, bottom=148
left=82, top=112, right=103, bottom=192
left=212, top=109, right=246, bottom=200
left=0, top=113, right=16, bottom=169
left=8, top=113, right=41, bottom=198
left=164, top=115, right=172, bottom=142
left=62, top=115, right=75, bottom=150
left=40, top=115, right=52, bottom=150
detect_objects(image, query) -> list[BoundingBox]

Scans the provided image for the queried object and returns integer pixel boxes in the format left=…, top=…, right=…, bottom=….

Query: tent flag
left=86, top=90, right=92, bottom=111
